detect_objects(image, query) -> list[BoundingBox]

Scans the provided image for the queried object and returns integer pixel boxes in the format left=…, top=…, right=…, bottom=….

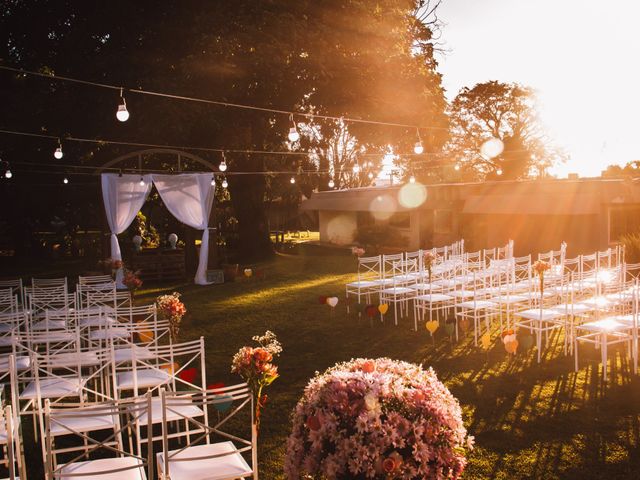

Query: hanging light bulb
left=54, top=139, right=63, bottom=159
left=63, top=177, right=69, bottom=184
left=454, top=163, right=460, bottom=171
left=353, top=163, right=361, bottom=174
left=138, top=175, right=145, bottom=186
left=328, top=179, right=335, bottom=188
left=4, top=169, right=12, bottom=179
left=414, top=128, right=423, bottom=155
left=290, top=176, right=296, bottom=184
left=218, top=153, right=227, bottom=172
left=221, top=178, right=228, bottom=188
left=409, top=175, right=416, bottom=184
left=211, top=175, right=215, bottom=186
left=367, top=171, right=374, bottom=179
left=288, top=114, right=300, bottom=142
left=116, top=88, right=130, bottom=122
left=496, top=168, right=503, bottom=176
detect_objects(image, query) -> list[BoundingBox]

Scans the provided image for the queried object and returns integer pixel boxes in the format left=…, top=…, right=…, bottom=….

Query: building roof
left=300, top=177, right=640, bottom=214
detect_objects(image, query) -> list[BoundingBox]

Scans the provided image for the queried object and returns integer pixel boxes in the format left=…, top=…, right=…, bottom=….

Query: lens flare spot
left=481, top=138, right=504, bottom=159
left=370, top=194, right=396, bottom=221
left=398, top=182, right=427, bottom=209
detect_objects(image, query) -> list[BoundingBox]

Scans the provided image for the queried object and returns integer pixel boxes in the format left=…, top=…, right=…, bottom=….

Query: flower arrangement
left=424, top=251, right=436, bottom=282
left=100, top=258, right=123, bottom=274
left=122, top=268, right=143, bottom=292
left=231, top=331, right=282, bottom=432
left=156, top=292, right=187, bottom=342
left=285, top=358, right=472, bottom=480
left=533, top=260, right=551, bottom=297
left=351, top=246, right=365, bottom=258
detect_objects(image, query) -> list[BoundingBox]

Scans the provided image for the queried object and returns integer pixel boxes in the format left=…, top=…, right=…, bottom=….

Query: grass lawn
left=12, top=251, right=640, bottom=479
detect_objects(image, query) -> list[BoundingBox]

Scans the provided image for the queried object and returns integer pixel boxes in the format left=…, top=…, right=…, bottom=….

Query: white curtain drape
left=101, top=174, right=153, bottom=261
left=152, top=174, right=215, bottom=285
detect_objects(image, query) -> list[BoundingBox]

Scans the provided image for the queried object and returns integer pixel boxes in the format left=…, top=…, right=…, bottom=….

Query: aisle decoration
left=156, top=292, right=187, bottom=343
left=424, top=251, right=436, bottom=283
left=533, top=260, right=551, bottom=298
left=122, top=268, right=143, bottom=294
left=285, top=358, right=472, bottom=479
left=231, top=331, right=282, bottom=433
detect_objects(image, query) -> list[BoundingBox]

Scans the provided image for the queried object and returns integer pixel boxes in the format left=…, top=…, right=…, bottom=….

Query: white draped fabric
left=152, top=174, right=215, bottom=285
left=101, top=174, right=153, bottom=261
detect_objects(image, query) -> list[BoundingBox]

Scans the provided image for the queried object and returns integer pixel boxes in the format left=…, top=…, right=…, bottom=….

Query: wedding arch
left=98, top=149, right=216, bottom=285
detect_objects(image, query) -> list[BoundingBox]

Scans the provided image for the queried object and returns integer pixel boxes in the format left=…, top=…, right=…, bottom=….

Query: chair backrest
left=45, top=395, right=153, bottom=480
left=0, top=279, right=23, bottom=306
left=32, top=277, right=67, bottom=289
left=381, top=253, right=404, bottom=278
left=159, top=384, right=255, bottom=480
left=356, top=255, right=382, bottom=283
left=0, top=405, right=23, bottom=480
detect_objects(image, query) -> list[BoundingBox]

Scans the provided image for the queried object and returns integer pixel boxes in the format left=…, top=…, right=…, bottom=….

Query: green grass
left=12, top=252, right=640, bottom=479
left=131, top=252, right=640, bottom=479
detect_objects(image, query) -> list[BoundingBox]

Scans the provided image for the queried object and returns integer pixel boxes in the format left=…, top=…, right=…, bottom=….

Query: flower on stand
left=285, top=357, right=472, bottom=480
left=351, top=246, right=365, bottom=258
left=533, top=260, right=551, bottom=296
left=156, top=292, right=186, bottom=343
left=122, top=269, right=143, bottom=292
left=231, top=331, right=282, bottom=433
left=424, top=250, right=436, bottom=282
left=100, top=258, right=123, bottom=277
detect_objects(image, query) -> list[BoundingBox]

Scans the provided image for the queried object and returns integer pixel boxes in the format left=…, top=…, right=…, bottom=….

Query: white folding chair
left=157, top=384, right=256, bottom=480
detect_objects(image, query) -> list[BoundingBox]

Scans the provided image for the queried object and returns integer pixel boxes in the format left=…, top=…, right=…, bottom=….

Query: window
left=609, top=206, right=640, bottom=242
left=434, top=209, right=453, bottom=234
left=388, top=212, right=411, bottom=229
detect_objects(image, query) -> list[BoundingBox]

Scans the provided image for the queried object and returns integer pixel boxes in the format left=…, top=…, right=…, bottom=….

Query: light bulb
left=219, top=160, right=227, bottom=172
left=367, top=161, right=374, bottom=167
left=454, top=163, right=460, bottom=171
left=409, top=175, right=416, bottom=184
left=211, top=176, right=215, bottom=186
left=54, top=146, right=63, bottom=159
left=290, top=176, right=296, bottom=184
left=414, top=142, right=423, bottom=155
left=4, top=169, right=12, bottom=179
left=221, top=178, right=228, bottom=188
left=139, top=176, right=145, bottom=186
left=353, top=164, right=360, bottom=173
left=328, top=179, right=335, bottom=188
left=496, top=168, right=503, bottom=176
left=63, top=177, right=69, bottom=184
left=288, top=127, right=300, bottom=142
left=368, top=172, right=374, bottom=179
left=116, top=103, right=129, bottom=122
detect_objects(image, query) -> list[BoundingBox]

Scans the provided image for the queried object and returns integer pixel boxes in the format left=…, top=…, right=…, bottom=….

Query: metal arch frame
left=94, top=148, right=217, bottom=174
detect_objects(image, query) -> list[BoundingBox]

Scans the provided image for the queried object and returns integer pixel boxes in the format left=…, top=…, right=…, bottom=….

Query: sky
left=435, top=0, right=640, bottom=178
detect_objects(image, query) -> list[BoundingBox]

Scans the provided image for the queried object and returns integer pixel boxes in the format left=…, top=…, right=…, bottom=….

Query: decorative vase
left=168, top=233, right=178, bottom=249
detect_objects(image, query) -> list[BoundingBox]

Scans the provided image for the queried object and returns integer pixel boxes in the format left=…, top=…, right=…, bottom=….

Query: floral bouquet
left=424, top=250, right=436, bottom=283
left=100, top=258, right=123, bottom=276
left=351, top=246, right=365, bottom=258
left=532, top=260, right=551, bottom=297
left=122, top=269, right=143, bottom=292
left=285, top=358, right=472, bottom=479
left=231, top=331, right=282, bottom=432
left=156, top=292, right=186, bottom=342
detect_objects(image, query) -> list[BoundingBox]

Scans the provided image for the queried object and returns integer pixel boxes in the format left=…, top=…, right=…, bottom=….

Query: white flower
left=364, top=393, right=379, bottom=411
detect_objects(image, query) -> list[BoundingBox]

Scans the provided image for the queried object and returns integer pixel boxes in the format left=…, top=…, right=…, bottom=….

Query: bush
left=355, top=224, right=407, bottom=252
left=619, top=232, right=640, bottom=264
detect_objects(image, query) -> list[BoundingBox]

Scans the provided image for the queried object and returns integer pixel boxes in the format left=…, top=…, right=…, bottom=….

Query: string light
left=210, top=175, right=215, bottom=186
left=496, top=168, right=503, bottom=176
left=413, top=128, right=423, bottom=155
left=454, top=163, right=460, bottom=171
left=367, top=172, right=374, bottom=179
left=328, top=179, right=335, bottom=188
left=116, top=88, right=130, bottom=122
left=409, top=174, right=416, bottom=184
left=287, top=114, right=300, bottom=142
left=4, top=169, right=12, bottom=179
left=218, top=152, right=227, bottom=172
left=290, top=176, right=296, bottom=184
left=138, top=175, right=145, bottom=186
left=353, top=163, right=360, bottom=174
left=63, top=177, right=69, bottom=184
left=221, top=177, right=228, bottom=188
left=54, top=139, right=63, bottom=159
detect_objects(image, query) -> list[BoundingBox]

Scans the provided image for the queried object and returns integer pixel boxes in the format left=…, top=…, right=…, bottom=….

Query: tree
left=0, top=0, right=448, bottom=261
left=446, top=81, right=566, bottom=181
left=601, top=161, right=640, bottom=179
